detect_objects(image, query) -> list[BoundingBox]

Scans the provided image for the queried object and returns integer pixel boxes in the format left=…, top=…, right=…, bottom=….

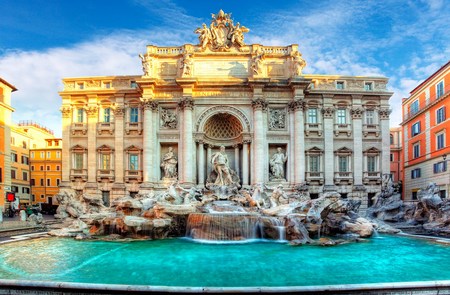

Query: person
left=229, top=22, right=248, bottom=47
left=194, top=23, right=212, bottom=50
left=139, top=53, right=152, bottom=76
left=292, top=51, right=306, bottom=76
left=251, top=47, right=265, bottom=75
left=161, top=147, right=178, bottom=179
left=270, top=147, right=287, bottom=180
left=180, top=51, right=193, bottom=77
left=211, top=146, right=233, bottom=186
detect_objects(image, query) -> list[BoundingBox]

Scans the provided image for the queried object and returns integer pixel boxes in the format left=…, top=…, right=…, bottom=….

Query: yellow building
left=10, top=126, right=32, bottom=205
left=0, top=77, right=17, bottom=210
left=30, top=138, right=62, bottom=207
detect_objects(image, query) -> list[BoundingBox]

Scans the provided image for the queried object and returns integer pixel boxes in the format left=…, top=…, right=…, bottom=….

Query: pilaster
left=351, top=97, right=364, bottom=186
left=60, top=104, right=72, bottom=186
left=85, top=103, right=98, bottom=185
left=322, top=94, right=335, bottom=187
left=379, top=108, right=391, bottom=175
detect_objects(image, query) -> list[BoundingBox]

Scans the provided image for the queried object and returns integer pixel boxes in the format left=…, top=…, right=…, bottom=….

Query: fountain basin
left=1, top=235, right=450, bottom=288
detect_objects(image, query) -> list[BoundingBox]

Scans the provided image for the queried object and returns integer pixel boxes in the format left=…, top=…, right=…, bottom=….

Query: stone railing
left=363, top=172, right=381, bottom=184
left=97, top=169, right=115, bottom=182
left=70, top=169, right=88, bottom=181
left=334, top=124, right=352, bottom=137
left=97, top=122, right=115, bottom=135
left=306, top=172, right=324, bottom=184
left=363, top=124, right=380, bottom=137
left=334, top=172, right=353, bottom=185
left=71, top=123, right=87, bottom=135
left=125, top=122, right=143, bottom=135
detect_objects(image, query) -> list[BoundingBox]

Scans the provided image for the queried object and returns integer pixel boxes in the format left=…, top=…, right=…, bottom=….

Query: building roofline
left=409, top=60, right=450, bottom=95
left=0, top=77, right=18, bottom=92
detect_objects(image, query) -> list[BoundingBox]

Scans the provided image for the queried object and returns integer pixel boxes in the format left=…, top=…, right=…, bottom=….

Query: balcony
left=125, top=122, right=142, bottom=135
left=305, top=123, right=323, bottom=136
left=334, top=172, right=353, bottom=185
left=403, top=84, right=450, bottom=122
left=125, top=170, right=143, bottom=182
left=71, top=122, right=87, bottom=135
left=363, top=171, right=381, bottom=184
left=70, top=168, right=88, bottom=181
left=97, top=122, right=115, bottom=135
left=334, top=124, right=352, bottom=137
left=362, top=124, right=380, bottom=137
left=306, top=171, right=324, bottom=185
left=97, top=169, right=115, bottom=182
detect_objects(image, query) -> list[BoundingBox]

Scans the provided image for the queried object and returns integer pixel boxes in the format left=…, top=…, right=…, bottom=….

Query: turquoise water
left=0, top=235, right=449, bottom=287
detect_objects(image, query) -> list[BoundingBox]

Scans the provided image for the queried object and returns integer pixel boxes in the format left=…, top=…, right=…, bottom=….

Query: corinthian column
left=197, top=140, right=205, bottom=186
left=242, top=139, right=250, bottom=186
left=113, top=101, right=125, bottom=184
left=351, top=103, right=364, bottom=186
left=85, top=104, right=98, bottom=184
left=379, top=108, right=391, bottom=175
left=251, top=98, right=267, bottom=185
left=179, top=97, right=195, bottom=185
left=322, top=104, right=335, bottom=188
left=60, top=105, right=72, bottom=186
left=140, top=97, right=154, bottom=184
left=289, top=99, right=305, bottom=185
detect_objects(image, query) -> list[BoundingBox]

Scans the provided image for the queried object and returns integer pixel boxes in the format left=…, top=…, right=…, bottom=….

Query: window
left=365, top=110, right=375, bottom=124
left=56, top=151, right=61, bottom=158
left=412, top=191, right=418, bottom=200
left=77, top=108, right=84, bottom=123
left=411, top=168, right=421, bottom=179
left=47, top=179, right=51, bottom=186
left=336, top=81, right=345, bottom=90
left=130, top=107, right=139, bottom=123
left=47, top=165, right=50, bottom=171
left=367, top=156, right=376, bottom=172
left=22, top=187, right=30, bottom=194
left=11, top=170, right=16, bottom=179
left=31, top=165, right=34, bottom=171
left=22, top=171, right=28, bottom=181
left=390, top=134, right=394, bottom=144
left=413, top=143, right=420, bottom=159
left=47, top=151, right=51, bottom=158
left=56, top=165, right=60, bottom=171
left=21, top=155, right=29, bottom=165
left=48, top=141, right=52, bottom=146
left=307, top=108, right=318, bottom=124
left=11, top=153, right=18, bottom=162
left=130, top=81, right=137, bottom=88
left=364, top=82, right=373, bottom=91
left=30, top=152, right=34, bottom=158
left=129, top=154, right=138, bottom=170
left=436, top=107, right=446, bottom=124
left=40, top=166, right=44, bottom=171
left=100, top=154, right=111, bottom=170
left=338, top=156, right=348, bottom=172
left=434, top=161, right=447, bottom=173
left=22, top=141, right=27, bottom=149
left=56, top=179, right=60, bottom=186
left=31, top=179, right=35, bottom=186
left=40, top=179, right=44, bottom=186
left=390, top=153, right=394, bottom=162
left=437, top=133, right=445, bottom=150
left=104, top=82, right=111, bottom=89
left=411, top=121, right=421, bottom=136
left=410, top=100, right=419, bottom=115
left=77, top=82, right=84, bottom=90
left=436, top=81, right=444, bottom=99
left=336, top=109, right=346, bottom=124
left=40, top=152, right=44, bottom=158
left=103, top=108, right=111, bottom=123
left=74, top=154, right=83, bottom=169
left=0, top=168, right=2, bottom=183
left=309, top=156, right=320, bottom=172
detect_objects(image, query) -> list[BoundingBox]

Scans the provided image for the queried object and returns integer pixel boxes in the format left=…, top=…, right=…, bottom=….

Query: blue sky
left=1, top=0, right=449, bottom=136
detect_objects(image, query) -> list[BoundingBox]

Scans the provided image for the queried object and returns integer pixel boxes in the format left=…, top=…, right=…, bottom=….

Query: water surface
left=0, top=235, right=449, bottom=287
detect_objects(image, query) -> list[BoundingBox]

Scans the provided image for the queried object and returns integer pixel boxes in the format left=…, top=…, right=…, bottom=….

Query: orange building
left=0, top=77, right=17, bottom=210
left=401, top=61, right=450, bottom=201
left=390, top=126, right=403, bottom=197
left=30, top=138, right=62, bottom=207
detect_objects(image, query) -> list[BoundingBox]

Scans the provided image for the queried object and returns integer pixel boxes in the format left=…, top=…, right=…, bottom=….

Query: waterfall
left=186, top=213, right=261, bottom=241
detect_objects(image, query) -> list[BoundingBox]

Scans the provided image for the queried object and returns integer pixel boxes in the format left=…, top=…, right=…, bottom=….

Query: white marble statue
left=269, top=147, right=287, bottom=180
left=139, top=53, right=152, bottom=76
left=211, top=145, right=234, bottom=186
left=161, top=147, right=178, bottom=179
left=180, top=51, right=193, bottom=77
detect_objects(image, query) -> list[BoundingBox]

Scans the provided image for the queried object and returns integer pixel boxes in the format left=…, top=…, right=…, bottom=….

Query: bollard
left=20, top=210, right=27, bottom=222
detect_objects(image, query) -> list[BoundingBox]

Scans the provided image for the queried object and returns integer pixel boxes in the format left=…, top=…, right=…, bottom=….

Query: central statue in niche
left=206, top=146, right=241, bottom=197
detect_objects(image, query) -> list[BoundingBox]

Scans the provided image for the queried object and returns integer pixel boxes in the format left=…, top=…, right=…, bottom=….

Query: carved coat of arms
left=194, top=10, right=249, bottom=52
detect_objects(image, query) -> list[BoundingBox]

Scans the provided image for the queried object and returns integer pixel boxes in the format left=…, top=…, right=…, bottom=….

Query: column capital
left=178, top=97, right=194, bottom=110
left=112, top=104, right=125, bottom=117
left=60, top=106, right=72, bottom=118
left=378, top=108, right=391, bottom=119
left=321, top=107, right=335, bottom=118
left=288, top=99, right=305, bottom=112
left=351, top=107, right=365, bottom=119
left=85, top=105, right=98, bottom=118
left=251, top=98, right=268, bottom=111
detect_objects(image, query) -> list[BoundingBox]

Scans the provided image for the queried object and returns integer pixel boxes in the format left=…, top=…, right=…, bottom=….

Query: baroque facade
left=59, top=11, right=392, bottom=209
